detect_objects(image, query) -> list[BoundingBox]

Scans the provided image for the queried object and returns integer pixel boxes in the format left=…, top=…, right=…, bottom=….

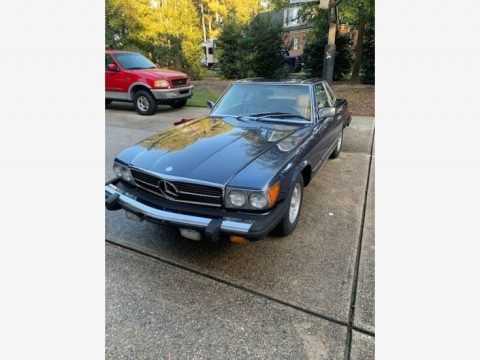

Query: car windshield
left=114, top=52, right=156, bottom=70
left=211, top=83, right=312, bottom=122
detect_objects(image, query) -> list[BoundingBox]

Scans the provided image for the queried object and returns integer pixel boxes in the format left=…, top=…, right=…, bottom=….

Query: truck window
left=105, top=54, right=115, bottom=70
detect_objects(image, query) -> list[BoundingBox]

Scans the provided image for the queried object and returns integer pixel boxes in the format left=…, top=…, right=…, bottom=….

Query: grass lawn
left=186, top=91, right=221, bottom=107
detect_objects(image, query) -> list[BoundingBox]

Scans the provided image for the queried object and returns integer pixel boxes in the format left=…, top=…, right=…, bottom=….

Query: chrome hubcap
left=289, top=183, right=302, bottom=224
left=137, top=96, right=150, bottom=111
left=337, top=133, right=342, bottom=151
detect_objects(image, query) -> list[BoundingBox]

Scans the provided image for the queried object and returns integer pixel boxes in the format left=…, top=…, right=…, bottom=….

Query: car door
left=105, top=54, right=129, bottom=95
left=324, top=81, right=348, bottom=130
left=317, top=82, right=342, bottom=156
left=309, top=82, right=335, bottom=172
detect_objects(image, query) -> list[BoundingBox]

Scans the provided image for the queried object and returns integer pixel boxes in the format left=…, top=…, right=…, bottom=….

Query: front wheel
left=273, top=177, right=304, bottom=237
left=133, top=90, right=156, bottom=115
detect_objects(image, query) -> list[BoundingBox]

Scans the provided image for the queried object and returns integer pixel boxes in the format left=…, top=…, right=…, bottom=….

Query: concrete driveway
left=105, top=102, right=375, bottom=359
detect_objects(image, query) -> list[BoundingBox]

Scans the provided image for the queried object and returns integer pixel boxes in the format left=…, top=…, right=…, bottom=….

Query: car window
left=324, top=82, right=336, bottom=105
left=212, top=83, right=312, bottom=121
left=315, top=83, right=330, bottom=108
left=114, top=52, right=156, bottom=70
left=105, top=54, right=115, bottom=70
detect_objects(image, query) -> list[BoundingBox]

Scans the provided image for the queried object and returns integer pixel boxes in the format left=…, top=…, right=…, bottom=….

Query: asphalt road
left=105, top=102, right=375, bottom=359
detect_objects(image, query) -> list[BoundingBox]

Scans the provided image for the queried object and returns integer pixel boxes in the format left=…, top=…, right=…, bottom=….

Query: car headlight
left=225, top=182, right=280, bottom=210
left=249, top=193, right=268, bottom=209
left=153, top=80, right=170, bottom=89
left=227, top=190, right=246, bottom=207
left=113, top=162, right=135, bottom=184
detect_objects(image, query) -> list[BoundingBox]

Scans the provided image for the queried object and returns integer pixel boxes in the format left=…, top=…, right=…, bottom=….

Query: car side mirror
left=107, top=63, right=119, bottom=72
left=317, top=107, right=336, bottom=118
left=206, top=100, right=215, bottom=110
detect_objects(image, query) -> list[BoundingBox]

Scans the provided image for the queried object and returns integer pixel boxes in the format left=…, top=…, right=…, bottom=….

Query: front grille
left=172, top=78, right=188, bottom=87
left=130, top=168, right=223, bottom=207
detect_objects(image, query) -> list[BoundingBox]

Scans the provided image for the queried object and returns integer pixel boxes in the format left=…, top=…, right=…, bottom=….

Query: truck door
left=105, top=54, right=128, bottom=94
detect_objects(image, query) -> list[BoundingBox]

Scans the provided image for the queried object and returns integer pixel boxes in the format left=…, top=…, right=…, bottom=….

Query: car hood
left=131, top=68, right=188, bottom=80
left=118, top=116, right=307, bottom=186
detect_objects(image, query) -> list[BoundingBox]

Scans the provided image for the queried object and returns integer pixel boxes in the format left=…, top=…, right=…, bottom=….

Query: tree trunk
left=350, top=18, right=366, bottom=83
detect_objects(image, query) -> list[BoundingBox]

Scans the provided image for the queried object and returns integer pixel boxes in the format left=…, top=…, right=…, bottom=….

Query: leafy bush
left=216, top=19, right=248, bottom=79
left=217, top=15, right=287, bottom=79
left=244, top=15, right=288, bottom=78
left=360, top=23, right=375, bottom=84
left=303, top=31, right=353, bottom=80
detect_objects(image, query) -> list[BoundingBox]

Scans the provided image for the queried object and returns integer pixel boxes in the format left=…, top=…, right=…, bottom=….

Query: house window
left=293, top=37, right=300, bottom=50
left=284, top=7, right=300, bottom=27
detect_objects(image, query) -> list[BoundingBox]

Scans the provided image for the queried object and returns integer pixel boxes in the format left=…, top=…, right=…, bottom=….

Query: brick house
left=263, top=5, right=312, bottom=57
left=263, top=4, right=356, bottom=57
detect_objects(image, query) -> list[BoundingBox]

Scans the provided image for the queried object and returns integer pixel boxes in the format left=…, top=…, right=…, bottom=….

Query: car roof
left=234, top=77, right=323, bottom=85
left=105, top=50, right=138, bottom=54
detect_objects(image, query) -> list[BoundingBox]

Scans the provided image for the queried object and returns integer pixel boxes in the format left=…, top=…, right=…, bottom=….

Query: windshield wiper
left=126, top=66, right=148, bottom=70
left=236, top=112, right=291, bottom=120
left=255, top=113, right=310, bottom=122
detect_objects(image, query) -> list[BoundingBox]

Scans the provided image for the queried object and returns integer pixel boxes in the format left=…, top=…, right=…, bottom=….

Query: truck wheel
left=273, top=176, right=303, bottom=237
left=133, top=90, right=156, bottom=115
left=171, top=99, right=187, bottom=109
left=105, top=99, right=112, bottom=105
left=330, top=130, right=343, bottom=159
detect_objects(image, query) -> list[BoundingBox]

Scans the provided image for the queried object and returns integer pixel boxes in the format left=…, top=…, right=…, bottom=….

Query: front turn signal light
left=267, top=182, right=281, bottom=206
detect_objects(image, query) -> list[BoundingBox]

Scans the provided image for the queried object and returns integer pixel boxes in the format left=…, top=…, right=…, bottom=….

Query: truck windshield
left=211, top=83, right=312, bottom=122
left=114, top=53, right=156, bottom=70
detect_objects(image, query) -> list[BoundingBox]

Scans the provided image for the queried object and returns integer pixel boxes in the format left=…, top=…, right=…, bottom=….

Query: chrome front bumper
left=105, top=183, right=252, bottom=234
left=150, top=85, right=194, bottom=100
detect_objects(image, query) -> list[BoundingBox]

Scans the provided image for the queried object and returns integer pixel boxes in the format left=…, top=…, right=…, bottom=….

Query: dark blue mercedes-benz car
left=105, top=78, right=351, bottom=242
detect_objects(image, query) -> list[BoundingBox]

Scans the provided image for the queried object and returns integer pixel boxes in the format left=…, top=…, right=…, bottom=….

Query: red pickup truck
left=105, top=50, right=194, bottom=115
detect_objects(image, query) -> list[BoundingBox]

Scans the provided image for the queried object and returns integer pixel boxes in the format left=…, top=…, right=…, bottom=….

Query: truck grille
left=130, top=168, right=223, bottom=207
left=172, top=78, right=188, bottom=87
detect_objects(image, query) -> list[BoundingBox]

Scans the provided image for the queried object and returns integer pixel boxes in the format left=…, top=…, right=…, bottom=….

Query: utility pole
left=199, top=2, right=208, bottom=65
left=321, top=0, right=342, bottom=85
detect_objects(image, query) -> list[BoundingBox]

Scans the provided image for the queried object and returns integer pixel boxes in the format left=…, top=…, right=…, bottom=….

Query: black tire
left=273, top=176, right=304, bottom=237
left=171, top=99, right=187, bottom=109
left=330, top=130, right=343, bottom=159
left=133, top=90, right=156, bottom=115
left=105, top=99, right=112, bottom=105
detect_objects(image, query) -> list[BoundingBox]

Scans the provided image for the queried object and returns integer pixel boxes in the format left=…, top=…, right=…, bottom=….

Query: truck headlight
left=113, top=162, right=135, bottom=184
left=153, top=80, right=170, bottom=89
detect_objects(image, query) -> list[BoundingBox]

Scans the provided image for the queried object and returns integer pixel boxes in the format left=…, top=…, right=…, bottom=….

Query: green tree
left=298, top=0, right=374, bottom=83
left=105, top=0, right=153, bottom=50
left=217, top=14, right=287, bottom=79
left=216, top=18, right=248, bottom=79
left=261, top=0, right=290, bottom=12
left=105, top=0, right=204, bottom=79
left=244, top=15, right=287, bottom=78
left=339, top=0, right=374, bottom=83
left=303, top=30, right=353, bottom=80
left=360, top=22, right=374, bottom=84
left=299, top=6, right=352, bottom=80
left=194, top=0, right=260, bottom=40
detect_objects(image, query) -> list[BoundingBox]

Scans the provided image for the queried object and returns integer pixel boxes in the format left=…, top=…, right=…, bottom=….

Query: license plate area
left=179, top=90, right=189, bottom=94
